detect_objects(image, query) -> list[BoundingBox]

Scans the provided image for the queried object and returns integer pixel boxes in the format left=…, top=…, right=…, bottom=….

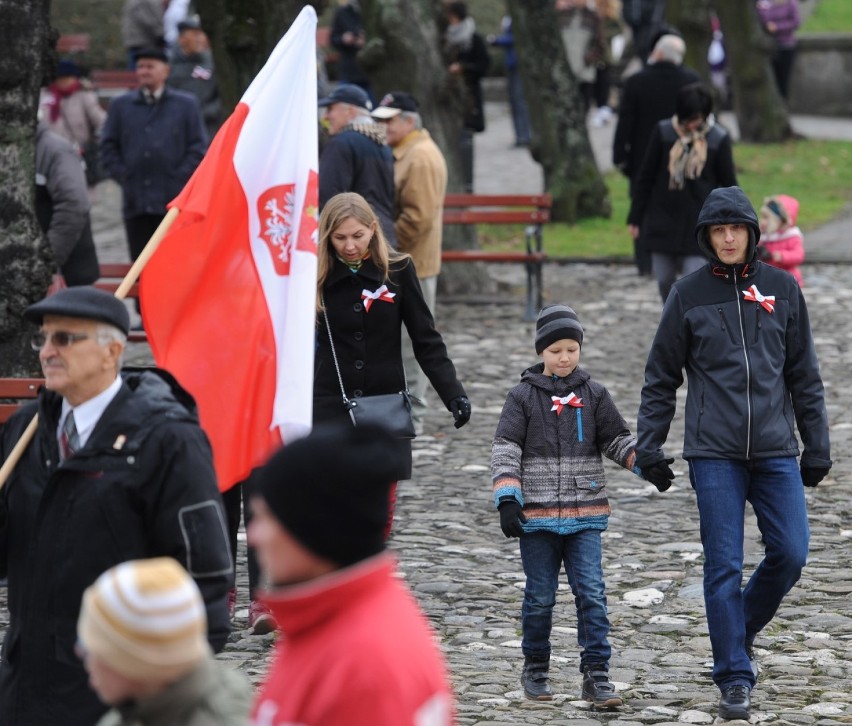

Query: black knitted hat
left=535, top=304, right=583, bottom=353
left=251, top=423, right=404, bottom=567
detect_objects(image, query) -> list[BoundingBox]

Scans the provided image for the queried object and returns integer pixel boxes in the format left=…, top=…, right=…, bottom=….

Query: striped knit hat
left=535, top=304, right=584, bottom=353
left=78, top=558, right=210, bottom=682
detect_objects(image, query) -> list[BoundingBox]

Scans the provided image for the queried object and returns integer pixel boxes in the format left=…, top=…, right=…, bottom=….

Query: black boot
left=582, top=666, right=622, bottom=709
left=521, top=655, right=553, bottom=701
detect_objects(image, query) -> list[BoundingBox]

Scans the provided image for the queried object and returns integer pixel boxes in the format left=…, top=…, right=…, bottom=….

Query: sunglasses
left=31, top=331, right=92, bottom=351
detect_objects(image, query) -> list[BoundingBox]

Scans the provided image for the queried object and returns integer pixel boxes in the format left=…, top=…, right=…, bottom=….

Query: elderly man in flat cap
left=100, top=46, right=207, bottom=263
left=0, top=287, right=233, bottom=726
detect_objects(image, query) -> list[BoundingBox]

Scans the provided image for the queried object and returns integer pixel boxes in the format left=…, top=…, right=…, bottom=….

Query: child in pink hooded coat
left=757, top=194, right=804, bottom=285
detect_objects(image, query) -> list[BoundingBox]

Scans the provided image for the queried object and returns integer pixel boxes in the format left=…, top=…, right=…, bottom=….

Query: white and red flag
left=141, top=7, right=319, bottom=492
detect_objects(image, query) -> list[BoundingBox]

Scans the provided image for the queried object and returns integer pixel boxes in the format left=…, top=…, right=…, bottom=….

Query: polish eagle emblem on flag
left=257, top=170, right=319, bottom=276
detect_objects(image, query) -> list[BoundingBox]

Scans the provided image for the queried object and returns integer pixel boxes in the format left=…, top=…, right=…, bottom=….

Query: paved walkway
left=4, top=101, right=852, bottom=723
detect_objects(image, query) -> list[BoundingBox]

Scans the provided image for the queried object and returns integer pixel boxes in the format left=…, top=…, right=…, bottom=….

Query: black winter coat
left=628, top=119, right=737, bottom=256
left=612, top=61, right=702, bottom=186
left=315, top=257, right=466, bottom=479
left=318, top=125, right=398, bottom=248
left=0, top=369, right=232, bottom=726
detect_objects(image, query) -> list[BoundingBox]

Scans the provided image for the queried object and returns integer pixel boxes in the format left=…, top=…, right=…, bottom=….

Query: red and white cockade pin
left=742, top=284, right=775, bottom=313
left=551, top=393, right=583, bottom=415
left=361, top=284, right=396, bottom=312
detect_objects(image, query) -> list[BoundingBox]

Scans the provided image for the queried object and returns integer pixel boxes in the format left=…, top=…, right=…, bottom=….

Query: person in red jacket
left=247, top=423, right=456, bottom=726
left=757, top=194, right=804, bottom=285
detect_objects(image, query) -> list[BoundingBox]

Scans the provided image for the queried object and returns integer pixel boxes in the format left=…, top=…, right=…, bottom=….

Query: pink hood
left=774, top=194, right=799, bottom=226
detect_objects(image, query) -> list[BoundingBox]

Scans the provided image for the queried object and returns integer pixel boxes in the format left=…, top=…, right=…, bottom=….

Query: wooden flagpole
left=0, top=206, right=181, bottom=491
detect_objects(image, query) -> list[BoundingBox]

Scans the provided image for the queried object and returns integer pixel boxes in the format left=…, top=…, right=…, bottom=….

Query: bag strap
left=320, top=293, right=408, bottom=406
left=320, top=293, right=351, bottom=407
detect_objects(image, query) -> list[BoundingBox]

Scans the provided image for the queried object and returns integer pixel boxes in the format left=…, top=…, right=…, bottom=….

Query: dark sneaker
left=521, top=657, right=552, bottom=701
left=719, top=684, right=751, bottom=720
left=745, top=644, right=759, bottom=679
left=582, top=668, right=622, bottom=709
left=248, top=600, right=278, bottom=635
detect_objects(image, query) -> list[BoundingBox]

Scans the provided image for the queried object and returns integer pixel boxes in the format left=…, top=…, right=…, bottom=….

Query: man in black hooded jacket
left=635, top=186, right=831, bottom=721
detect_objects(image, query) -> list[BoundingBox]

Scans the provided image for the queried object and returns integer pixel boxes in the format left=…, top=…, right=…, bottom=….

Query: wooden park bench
left=441, top=193, right=551, bottom=321
left=57, top=33, right=91, bottom=55
left=0, top=378, right=42, bottom=425
left=90, top=69, right=138, bottom=108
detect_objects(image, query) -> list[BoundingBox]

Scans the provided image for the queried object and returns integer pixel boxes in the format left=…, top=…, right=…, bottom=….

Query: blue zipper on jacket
left=576, top=408, right=583, bottom=441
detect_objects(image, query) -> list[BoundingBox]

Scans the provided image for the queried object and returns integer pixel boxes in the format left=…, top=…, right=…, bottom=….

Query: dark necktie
left=61, top=411, right=79, bottom=459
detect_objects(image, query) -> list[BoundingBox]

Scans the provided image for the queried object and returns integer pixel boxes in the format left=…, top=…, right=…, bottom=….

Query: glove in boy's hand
left=641, top=458, right=675, bottom=492
left=498, top=500, right=527, bottom=538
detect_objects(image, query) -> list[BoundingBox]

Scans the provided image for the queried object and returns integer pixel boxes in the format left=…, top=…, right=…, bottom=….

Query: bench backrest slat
left=443, top=193, right=552, bottom=208
left=443, top=209, right=550, bottom=225
left=0, top=378, right=43, bottom=424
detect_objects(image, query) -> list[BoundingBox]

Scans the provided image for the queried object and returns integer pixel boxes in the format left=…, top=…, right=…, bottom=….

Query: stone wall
left=789, top=33, right=852, bottom=116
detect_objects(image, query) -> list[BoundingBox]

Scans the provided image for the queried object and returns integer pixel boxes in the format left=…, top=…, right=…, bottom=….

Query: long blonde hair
left=316, top=192, right=408, bottom=312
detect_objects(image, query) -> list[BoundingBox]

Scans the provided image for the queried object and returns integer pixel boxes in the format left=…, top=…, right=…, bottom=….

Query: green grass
left=479, top=139, right=852, bottom=259
left=801, top=0, right=852, bottom=33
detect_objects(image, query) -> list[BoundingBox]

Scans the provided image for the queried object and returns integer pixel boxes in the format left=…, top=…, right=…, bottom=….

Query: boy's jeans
left=688, top=457, right=809, bottom=690
left=519, top=529, right=611, bottom=671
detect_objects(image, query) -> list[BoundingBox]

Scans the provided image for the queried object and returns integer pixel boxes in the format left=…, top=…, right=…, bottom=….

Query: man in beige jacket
left=372, top=91, right=448, bottom=434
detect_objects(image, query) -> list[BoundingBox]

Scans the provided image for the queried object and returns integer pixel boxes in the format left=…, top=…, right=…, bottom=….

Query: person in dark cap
left=121, top=0, right=164, bottom=69
left=317, top=83, right=397, bottom=248
left=247, top=423, right=455, bottom=725
left=0, top=286, right=233, bottom=725
left=167, top=16, right=222, bottom=141
left=491, top=303, right=643, bottom=708
left=371, top=91, right=448, bottom=434
left=100, top=45, right=206, bottom=264
left=636, top=185, right=831, bottom=721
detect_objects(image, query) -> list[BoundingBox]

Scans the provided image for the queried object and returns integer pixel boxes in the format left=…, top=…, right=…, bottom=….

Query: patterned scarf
left=667, top=115, right=714, bottom=190
left=45, top=79, right=82, bottom=124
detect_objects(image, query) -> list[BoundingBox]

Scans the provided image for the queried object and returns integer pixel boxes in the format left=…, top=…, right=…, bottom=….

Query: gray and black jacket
left=637, top=186, right=831, bottom=469
left=492, top=364, right=637, bottom=535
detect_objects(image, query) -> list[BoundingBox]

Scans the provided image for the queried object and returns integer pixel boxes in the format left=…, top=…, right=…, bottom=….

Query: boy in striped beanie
left=77, top=558, right=250, bottom=726
left=492, top=303, right=647, bottom=709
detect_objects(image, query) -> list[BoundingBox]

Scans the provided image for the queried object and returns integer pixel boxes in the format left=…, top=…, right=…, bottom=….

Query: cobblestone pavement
left=3, top=100, right=852, bottom=723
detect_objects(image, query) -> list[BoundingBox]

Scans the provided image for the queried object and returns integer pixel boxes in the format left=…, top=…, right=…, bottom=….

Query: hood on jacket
left=695, top=185, right=761, bottom=264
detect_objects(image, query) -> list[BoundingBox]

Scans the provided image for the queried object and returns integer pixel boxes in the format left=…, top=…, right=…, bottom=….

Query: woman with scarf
left=40, top=59, right=107, bottom=189
left=627, top=82, right=737, bottom=302
left=443, top=1, right=490, bottom=192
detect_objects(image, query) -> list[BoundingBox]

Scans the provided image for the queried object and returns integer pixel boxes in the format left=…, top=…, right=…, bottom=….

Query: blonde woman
left=314, top=193, right=471, bottom=531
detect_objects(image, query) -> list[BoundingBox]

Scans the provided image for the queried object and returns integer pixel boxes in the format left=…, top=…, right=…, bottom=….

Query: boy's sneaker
left=521, top=656, right=553, bottom=701
left=248, top=600, right=278, bottom=635
left=718, top=684, right=751, bottom=720
left=582, top=667, right=622, bottom=708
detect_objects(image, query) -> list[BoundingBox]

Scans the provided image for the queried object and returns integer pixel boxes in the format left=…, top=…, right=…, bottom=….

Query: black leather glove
left=755, top=244, right=771, bottom=261
left=498, top=500, right=527, bottom=538
left=449, top=396, right=471, bottom=429
left=801, top=466, right=830, bottom=487
left=641, top=458, right=676, bottom=492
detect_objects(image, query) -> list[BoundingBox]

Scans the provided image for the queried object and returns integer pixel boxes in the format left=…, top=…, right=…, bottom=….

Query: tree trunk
left=713, top=0, right=793, bottom=142
left=359, top=0, right=486, bottom=295
left=508, top=0, right=610, bottom=223
left=194, top=0, right=328, bottom=115
left=0, top=0, right=55, bottom=377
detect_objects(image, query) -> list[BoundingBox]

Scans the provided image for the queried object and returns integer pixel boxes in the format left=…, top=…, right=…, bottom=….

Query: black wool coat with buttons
left=315, top=256, right=466, bottom=478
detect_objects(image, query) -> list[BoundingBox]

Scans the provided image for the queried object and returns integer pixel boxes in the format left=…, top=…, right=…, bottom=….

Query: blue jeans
left=519, top=529, right=611, bottom=671
left=688, top=457, right=809, bottom=690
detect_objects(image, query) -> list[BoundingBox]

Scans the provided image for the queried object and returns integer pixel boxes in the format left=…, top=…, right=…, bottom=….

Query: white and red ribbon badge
left=361, top=285, right=396, bottom=312
left=551, top=393, right=583, bottom=416
left=742, top=284, right=775, bottom=313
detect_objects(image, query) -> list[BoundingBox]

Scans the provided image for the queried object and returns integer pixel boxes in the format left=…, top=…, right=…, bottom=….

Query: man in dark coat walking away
left=613, top=33, right=701, bottom=275
left=636, top=186, right=831, bottom=721
left=318, top=84, right=397, bottom=248
left=0, top=287, right=233, bottom=725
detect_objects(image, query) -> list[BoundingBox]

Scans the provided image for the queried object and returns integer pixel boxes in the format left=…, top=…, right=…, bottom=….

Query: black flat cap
left=177, top=17, right=202, bottom=33
left=318, top=83, right=372, bottom=110
left=134, top=47, right=169, bottom=64
left=25, top=287, right=130, bottom=335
